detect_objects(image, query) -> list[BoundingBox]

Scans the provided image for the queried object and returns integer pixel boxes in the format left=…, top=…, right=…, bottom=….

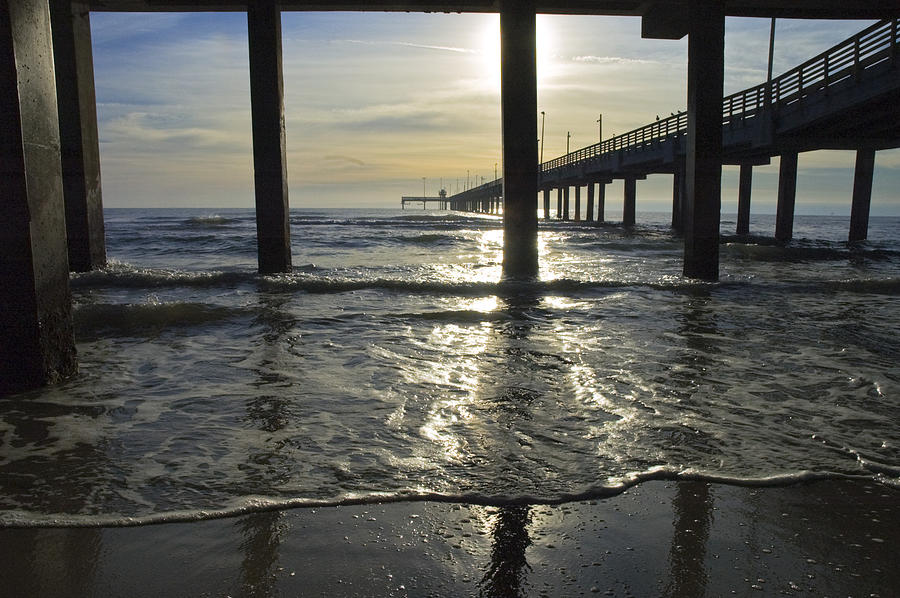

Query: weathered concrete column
left=562, top=186, right=570, bottom=220
left=586, top=182, right=595, bottom=222
left=683, top=2, right=725, bottom=280
left=50, top=0, right=105, bottom=272
left=248, top=1, right=291, bottom=274
left=849, top=148, right=875, bottom=242
left=556, top=187, right=562, bottom=219
left=542, top=188, right=550, bottom=220
left=500, top=0, right=539, bottom=277
left=623, top=176, right=636, bottom=226
left=775, top=152, right=798, bottom=242
left=597, top=181, right=606, bottom=223
left=671, top=164, right=684, bottom=232
left=1, top=0, right=77, bottom=393
left=574, top=185, right=581, bottom=221
left=736, top=163, right=752, bottom=235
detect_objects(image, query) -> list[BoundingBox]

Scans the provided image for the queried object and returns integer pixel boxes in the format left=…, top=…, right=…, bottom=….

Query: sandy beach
left=0, top=479, right=895, bottom=597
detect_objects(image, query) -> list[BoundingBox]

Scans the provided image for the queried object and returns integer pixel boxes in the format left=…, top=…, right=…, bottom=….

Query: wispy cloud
left=571, top=55, right=656, bottom=65
left=324, top=154, right=366, bottom=167
left=337, top=39, right=478, bottom=54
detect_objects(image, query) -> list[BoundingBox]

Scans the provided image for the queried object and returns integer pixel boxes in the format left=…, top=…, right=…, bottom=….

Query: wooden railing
left=539, top=18, right=899, bottom=175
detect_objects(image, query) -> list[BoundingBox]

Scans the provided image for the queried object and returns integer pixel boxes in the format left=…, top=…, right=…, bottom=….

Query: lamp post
left=494, top=162, right=498, bottom=181
left=596, top=115, right=602, bottom=143
left=766, top=18, right=777, bottom=108
left=566, top=131, right=570, bottom=154
left=540, top=110, right=546, bottom=165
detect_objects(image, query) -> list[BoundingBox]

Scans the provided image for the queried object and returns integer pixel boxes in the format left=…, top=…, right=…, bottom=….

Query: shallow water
left=1, top=208, right=898, bottom=526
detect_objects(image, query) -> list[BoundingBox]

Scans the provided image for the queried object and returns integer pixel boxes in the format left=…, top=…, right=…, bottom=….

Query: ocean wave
left=74, top=302, right=243, bottom=338
left=70, top=262, right=254, bottom=289
left=0, top=468, right=879, bottom=529
left=185, top=215, right=238, bottom=227
left=395, top=233, right=460, bottom=245
left=722, top=240, right=900, bottom=262
left=68, top=262, right=900, bottom=297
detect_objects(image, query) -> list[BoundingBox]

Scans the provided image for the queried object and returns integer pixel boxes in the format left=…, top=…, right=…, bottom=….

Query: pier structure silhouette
left=2, top=0, right=899, bottom=391
left=449, top=17, right=900, bottom=250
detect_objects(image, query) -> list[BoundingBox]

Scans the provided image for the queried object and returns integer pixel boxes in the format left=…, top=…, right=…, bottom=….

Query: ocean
left=1, top=208, right=898, bottom=527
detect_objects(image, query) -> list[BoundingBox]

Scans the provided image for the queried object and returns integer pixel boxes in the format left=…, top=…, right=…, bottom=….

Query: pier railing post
left=500, top=0, right=539, bottom=278
left=736, top=164, right=752, bottom=235
left=849, top=148, right=875, bottom=242
left=775, top=152, right=798, bottom=242
left=683, top=1, right=724, bottom=280
left=50, top=0, right=106, bottom=272
left=248, top=0, right=291, bottom=274
left=1, top=0, right=77, bottom=393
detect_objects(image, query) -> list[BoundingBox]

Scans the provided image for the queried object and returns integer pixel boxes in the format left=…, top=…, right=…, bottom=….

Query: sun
left=477, top=13, right=559, bottom=93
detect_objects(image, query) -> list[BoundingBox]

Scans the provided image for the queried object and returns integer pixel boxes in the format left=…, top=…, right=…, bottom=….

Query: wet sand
left=0, top=479, right=895, bottom=597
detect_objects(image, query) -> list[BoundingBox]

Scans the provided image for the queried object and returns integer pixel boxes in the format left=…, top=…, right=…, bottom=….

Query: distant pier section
left=401, top=189, right=448, bottom=210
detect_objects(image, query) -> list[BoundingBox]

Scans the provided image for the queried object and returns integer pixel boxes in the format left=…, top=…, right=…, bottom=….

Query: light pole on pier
left=567, top=131, right=571, bottom=154
left=766, top=18, right=777, bottom=109
left=597, top=115, right=602, bottom=142
left=494, top=163, right=498, bottom=180
left=540, top=110, right=545, bottom=164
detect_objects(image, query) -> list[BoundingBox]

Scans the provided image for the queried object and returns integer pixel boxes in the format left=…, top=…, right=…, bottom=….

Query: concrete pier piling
left=849, top=149, right=875, bottom=242
left=50, top=0, right=106, bottom=272
left=671, top=166, right=685, bottom=232
left=542, top=188, right=551, bottom=220
left=574, top=185, right=582, bottom=221
left=596, top=181, right=606, bottom=223
left=1, top=0, right=78, bottom=393
left=623, top=176, right=636, bottom=227
left=248, top=0, right=292, bottom=274
left=499, top=0, right=539, bottom=278
left=586, top=182, right=595, bottom=222
left=736, top=164, right=753, bottom=235
left=682, top=1, right=725, bottom=280
left=775, top=152, right=798, bottom=243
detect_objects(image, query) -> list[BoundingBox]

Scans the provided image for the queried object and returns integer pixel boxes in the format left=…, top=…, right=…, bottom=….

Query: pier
left=401, top=191, right=449, bottom=210
left=448, top=17, right=900, bottom=280
left=3, top=0, right=900, bottom=392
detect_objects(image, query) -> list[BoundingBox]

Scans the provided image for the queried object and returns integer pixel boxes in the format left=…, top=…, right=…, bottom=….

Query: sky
left=89, top=11, right=899, bottom=215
